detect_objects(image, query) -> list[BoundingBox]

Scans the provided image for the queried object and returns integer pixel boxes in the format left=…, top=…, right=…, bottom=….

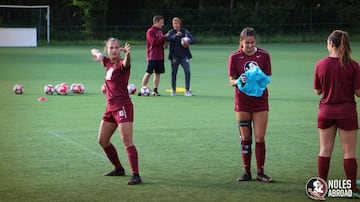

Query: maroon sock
left=103, top=144, right=122, bottom=169
left=126, top=145, right=139, bottom=174
left=318, top=156, right=330, bottom=180
left=241, top=140, right=252, bottom=173
left=255, top=142, right=265, bottom=174
left=344, top=158, right=358, bottom=192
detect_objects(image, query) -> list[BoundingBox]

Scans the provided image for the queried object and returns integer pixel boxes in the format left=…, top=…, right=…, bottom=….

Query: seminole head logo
left=306, top=177, right=328, bottom=200
left=244, top=61, right=259, bottom=72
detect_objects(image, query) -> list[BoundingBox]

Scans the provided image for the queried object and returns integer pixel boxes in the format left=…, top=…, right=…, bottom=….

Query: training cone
left=165, top=87, right=188, bottom=93
left=38, top=97, right=47, bottom=102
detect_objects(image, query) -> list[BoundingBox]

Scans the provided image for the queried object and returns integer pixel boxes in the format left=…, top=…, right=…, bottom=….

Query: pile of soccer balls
left=13, top=83, right=85, bottom=95
left=45, top=83, right=85, bottom=95
left=13, top=83, right=140, bottom=96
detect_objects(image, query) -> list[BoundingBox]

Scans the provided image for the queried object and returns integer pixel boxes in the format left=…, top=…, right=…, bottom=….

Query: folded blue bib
left=236, top=66, right=270, bottom=97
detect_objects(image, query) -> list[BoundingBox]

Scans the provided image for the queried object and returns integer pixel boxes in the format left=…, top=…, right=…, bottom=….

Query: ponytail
left=329, top=30, right=351, bottom=68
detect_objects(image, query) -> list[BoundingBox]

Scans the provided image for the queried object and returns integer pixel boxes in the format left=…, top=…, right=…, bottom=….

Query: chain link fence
left=1, top=7, right=359, bottom=44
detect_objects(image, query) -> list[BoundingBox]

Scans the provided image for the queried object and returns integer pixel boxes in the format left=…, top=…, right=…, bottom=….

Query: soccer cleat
left=127, top=174, right=142, bottom=185
left=171, top=91, right=177, bottom=96
left=103, top=167, right=125, bottom=176
left=237, top=171, right=252, bottom=181
left=257, top=173, right=274, bottom=183
left=152, top=91, right=160, bottom=96
left=136, top=92, right=142, bottom=96
left=184, top=91, right=193, bottom=96
left=352, top=189, right=360, bottom=198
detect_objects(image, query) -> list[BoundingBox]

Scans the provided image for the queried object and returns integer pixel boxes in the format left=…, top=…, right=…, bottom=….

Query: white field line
left=48, top=131, right=106, bottom=159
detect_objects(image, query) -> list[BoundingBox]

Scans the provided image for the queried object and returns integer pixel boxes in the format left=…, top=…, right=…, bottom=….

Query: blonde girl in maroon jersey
left=91, top=38, right=141, bottom=185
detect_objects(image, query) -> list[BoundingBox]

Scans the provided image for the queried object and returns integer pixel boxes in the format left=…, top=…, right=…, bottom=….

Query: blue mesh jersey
left=237, top=65, right=270, bottom=97
left=228, top=47, right=272, bottom=112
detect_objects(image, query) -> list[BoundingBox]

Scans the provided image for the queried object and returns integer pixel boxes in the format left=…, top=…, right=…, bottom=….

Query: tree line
left=0, top=0, right=359, bottom=42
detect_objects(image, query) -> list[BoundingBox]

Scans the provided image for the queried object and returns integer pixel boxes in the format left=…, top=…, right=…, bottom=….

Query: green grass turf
left=0, top=43, right=359, bottom=202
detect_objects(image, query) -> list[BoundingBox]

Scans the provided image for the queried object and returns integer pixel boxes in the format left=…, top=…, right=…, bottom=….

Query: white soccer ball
left=71, top=83, right=85, bottom=94
left=44, top=84, right=55, bottom=95
left=55, top=83, right=68, bottom=95
left=70, top=83, right=77, bottom=93
left=77, top=83, right=85, bottom=94
left=181, top=36, right=191, bottom=47
left=13, top=84, right=24, bottom=94
left=140, top=86, right=151, bottom=96
left=127, top=84, right=136, bottom=94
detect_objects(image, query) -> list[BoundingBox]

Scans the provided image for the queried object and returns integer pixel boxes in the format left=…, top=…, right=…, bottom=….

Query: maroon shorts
left=102, top=103, right=134, bottom=124
left=317, top=115, right=359, bottom=130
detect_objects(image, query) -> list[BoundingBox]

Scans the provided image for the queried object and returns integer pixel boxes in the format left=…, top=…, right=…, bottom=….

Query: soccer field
left=0, top=43, right=359, bottom=202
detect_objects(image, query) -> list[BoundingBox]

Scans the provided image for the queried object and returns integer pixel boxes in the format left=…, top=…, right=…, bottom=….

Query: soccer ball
left=55, top=83, right=68, bottom=95
left=140, top=86, right=151, bottom=96
left=77, top=83, right=85, bottom=94
left=70, top=83, right=77, bottom=93
left=181, top=36, right=191, bottom=47
left=44, top=84, right=55, bottom=95
left=71, top=83, right=85, bottom=94
left=127, top=84, right=136, bottom=94
left=101, top=83, right=106, bottom=94
left=13, top=84, right=24, bottom=94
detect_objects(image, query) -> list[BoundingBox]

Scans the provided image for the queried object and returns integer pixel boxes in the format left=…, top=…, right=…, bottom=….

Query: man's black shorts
left=146, top=60, right=165, bottom=74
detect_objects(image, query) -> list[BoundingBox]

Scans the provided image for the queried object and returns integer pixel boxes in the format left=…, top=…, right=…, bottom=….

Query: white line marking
left=48, top=131, right=106, bottom=159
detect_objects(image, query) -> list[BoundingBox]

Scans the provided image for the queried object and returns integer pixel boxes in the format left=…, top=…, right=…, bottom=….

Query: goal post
left=0, top=5, right=50, bottom=44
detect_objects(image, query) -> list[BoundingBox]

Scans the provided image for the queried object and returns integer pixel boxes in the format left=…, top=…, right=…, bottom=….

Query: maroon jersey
left=228, top=48, right=272, bottom=112
left=314, top=57, right=360, bottom=118
left=102, top=57, right=131, bottom=111
left=146, top=25, right=166, bottom=60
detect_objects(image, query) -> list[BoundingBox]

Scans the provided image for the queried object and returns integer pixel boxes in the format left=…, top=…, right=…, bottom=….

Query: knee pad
left=238, top=120, right=251, bottom=128
left=238, top=120, right=252, bottom=144
left=241, top=142, right=252, bottom=154
left=238, top=120, right=252, bottom=135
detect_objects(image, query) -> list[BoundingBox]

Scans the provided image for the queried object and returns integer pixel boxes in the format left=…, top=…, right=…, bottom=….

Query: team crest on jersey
left=244, top=61, right=259, bottom=72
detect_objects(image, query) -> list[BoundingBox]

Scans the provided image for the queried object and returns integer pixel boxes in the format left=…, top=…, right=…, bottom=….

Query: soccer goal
left=0, top=5, right=50, bottom=46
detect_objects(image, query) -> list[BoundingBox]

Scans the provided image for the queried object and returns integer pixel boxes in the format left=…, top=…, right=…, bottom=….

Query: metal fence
left=46, top=22, right=357, bottom=44
left=1, top=7, right=359, bottom=43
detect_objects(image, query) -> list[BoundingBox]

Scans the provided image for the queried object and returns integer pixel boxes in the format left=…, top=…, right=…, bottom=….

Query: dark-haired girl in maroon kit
left=314, top=30, right=360, bottom=197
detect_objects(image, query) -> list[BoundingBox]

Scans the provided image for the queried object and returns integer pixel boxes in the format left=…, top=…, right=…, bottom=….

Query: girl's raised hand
left=91, top=48, right=103, bottom=61
left=121, top=43, right=131, bottom=53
